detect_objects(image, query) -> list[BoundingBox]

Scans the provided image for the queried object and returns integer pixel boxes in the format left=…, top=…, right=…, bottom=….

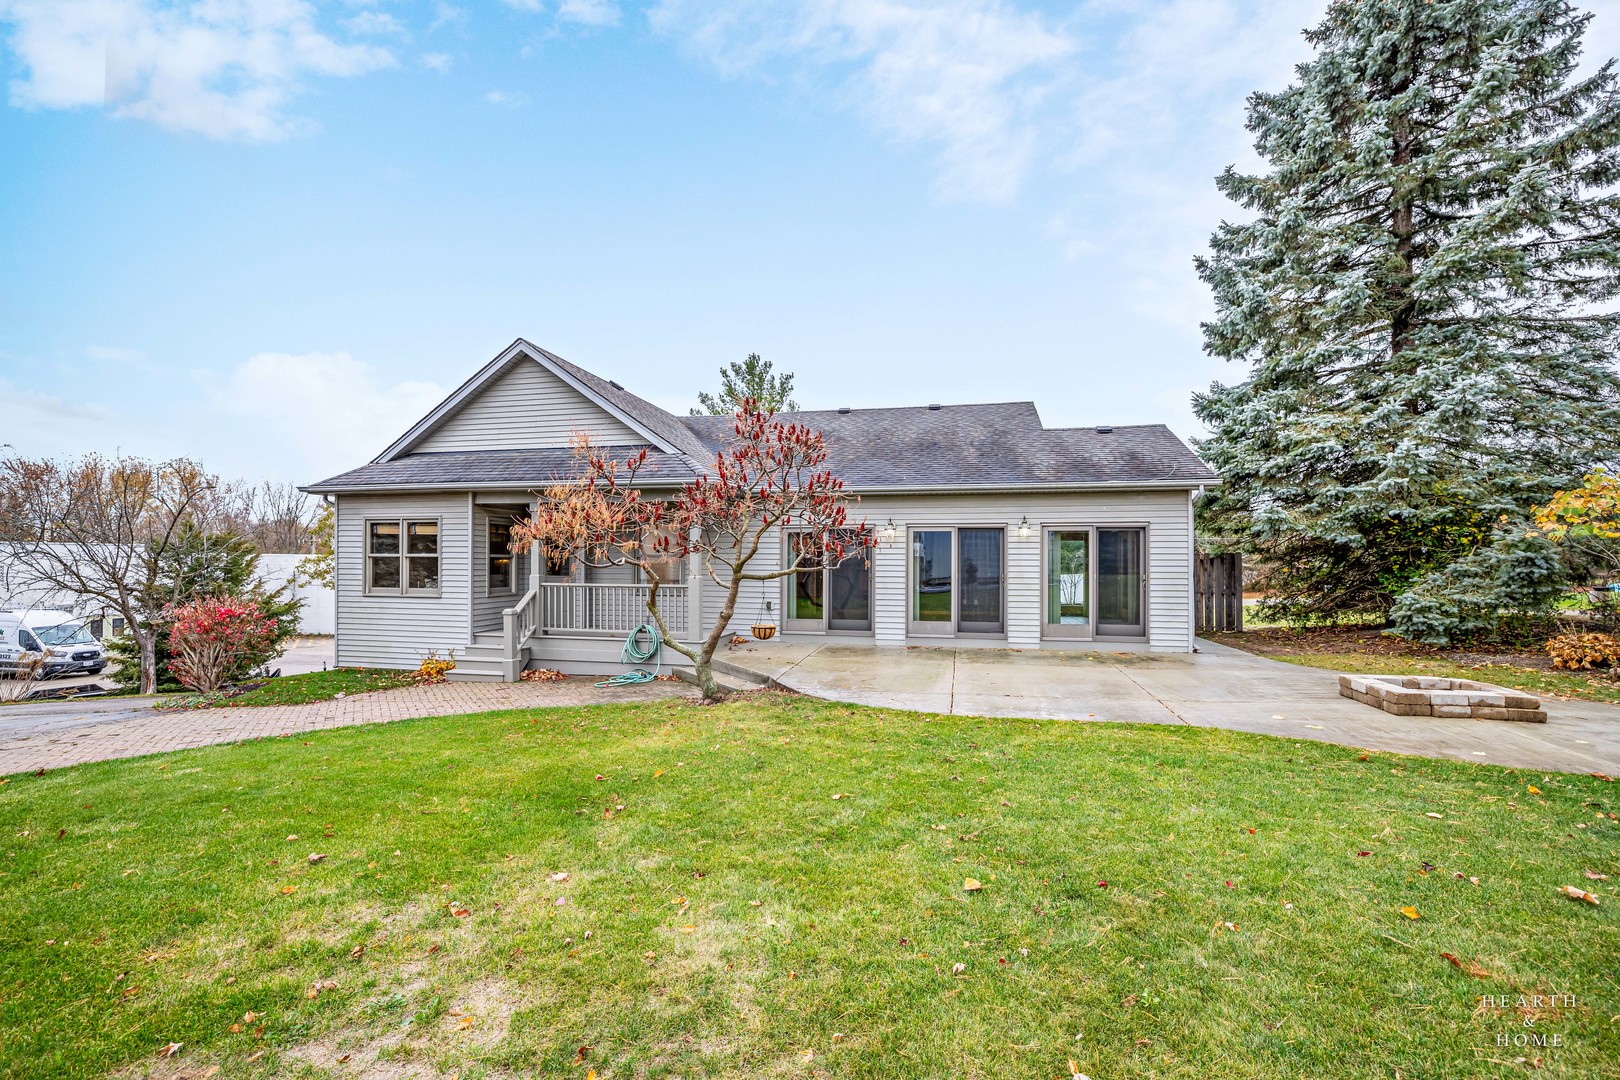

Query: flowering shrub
left=165, top=597, right=281, bottom=692
left=415, top=652, right=456, bottom=684
left=1545, top=631, right=1620, bottom=672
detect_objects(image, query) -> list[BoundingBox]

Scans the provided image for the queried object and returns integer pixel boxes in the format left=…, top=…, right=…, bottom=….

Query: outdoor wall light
left=1017, top=515, right=1032, bottom=540
left=882, top=518, right=898, bottom=541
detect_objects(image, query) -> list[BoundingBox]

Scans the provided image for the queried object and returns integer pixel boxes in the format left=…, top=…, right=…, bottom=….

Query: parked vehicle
left=0, top=610, right=108, bottom=677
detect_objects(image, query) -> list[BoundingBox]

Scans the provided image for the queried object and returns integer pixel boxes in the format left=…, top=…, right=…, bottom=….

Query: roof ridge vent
left=608, top=380, right=624, bottom=390
left=837, top=407, right=851, bottom=414
left=927, top=403, right=943, bottom=411
left=1094, top=425, right=1114, bottom=433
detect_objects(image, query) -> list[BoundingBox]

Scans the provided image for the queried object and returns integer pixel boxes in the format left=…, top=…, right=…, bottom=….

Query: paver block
left=1338, top=674, right=1545, bottom=723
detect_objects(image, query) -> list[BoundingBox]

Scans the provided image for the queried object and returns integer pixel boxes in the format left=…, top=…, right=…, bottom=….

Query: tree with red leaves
left=165, top=596, right=281, bottom=693
left=514, top=401, right=873, bottom=699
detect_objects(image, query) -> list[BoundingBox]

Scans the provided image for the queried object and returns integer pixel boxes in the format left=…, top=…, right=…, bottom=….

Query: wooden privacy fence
left=1194, top=552, right=1243, bottom=633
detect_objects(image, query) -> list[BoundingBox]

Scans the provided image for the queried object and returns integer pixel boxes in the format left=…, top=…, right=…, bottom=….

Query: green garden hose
left=594, top=623, right=662, bottom=688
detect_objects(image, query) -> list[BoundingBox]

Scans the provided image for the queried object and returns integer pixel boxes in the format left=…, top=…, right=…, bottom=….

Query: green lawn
left=157, top=669, right=418, bottom=711
left=1255, top=652, right=1620, bottom=707
left=1, top=697, right=1615, bottom=1078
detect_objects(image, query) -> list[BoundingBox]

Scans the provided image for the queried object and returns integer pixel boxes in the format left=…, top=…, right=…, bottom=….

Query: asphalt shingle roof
left=680, top=404, right=1216, bottom=489
left=306, top=344, right=1217, bottom=494
left=305, top=446, right=698, bottom=493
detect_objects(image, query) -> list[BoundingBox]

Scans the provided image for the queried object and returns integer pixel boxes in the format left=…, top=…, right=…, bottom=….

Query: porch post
left=686, top=529, right=702, bottom=643
left=530, top=496, right=541, bottom=589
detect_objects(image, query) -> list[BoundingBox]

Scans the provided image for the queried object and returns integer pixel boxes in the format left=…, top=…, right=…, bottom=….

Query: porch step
left=446, top=668, right=508, bottom=683
left=447, top=653, right=512, bottom=682
left=709, top=655, right=777, bottom=690
left=678, top=664, right=770, bottom=694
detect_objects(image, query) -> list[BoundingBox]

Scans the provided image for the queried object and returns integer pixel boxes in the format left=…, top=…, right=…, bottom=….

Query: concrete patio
left=715, top=637, right=1620, bottom=775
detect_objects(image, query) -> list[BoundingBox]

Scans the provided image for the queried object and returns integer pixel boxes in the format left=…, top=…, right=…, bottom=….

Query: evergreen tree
left=106, top=526, right=301, bottom=691
left=691, top=354, right=799, bottom=415
left=1194, top=0, right=1620, bottom=639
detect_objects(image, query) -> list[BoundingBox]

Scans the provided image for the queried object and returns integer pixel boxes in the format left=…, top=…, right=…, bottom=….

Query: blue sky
left=3, top=0, right=1618, bottom=486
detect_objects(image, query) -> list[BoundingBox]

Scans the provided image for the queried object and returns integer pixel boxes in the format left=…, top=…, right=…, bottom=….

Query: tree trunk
left=692, top=574, right=746, bottom=702
left=137, top=630, right=158, bottom=696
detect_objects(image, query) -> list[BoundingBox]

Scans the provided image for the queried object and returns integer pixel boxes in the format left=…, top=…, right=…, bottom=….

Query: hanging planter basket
left=750, top=623, right=778, bottom=640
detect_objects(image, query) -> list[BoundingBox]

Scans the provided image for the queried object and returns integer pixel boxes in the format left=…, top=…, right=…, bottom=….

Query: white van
left=0, top=610, right=108, bottom=678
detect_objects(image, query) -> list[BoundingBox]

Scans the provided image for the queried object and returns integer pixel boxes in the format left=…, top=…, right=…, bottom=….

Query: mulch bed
left=1208, top=626, right=1555, bottom=671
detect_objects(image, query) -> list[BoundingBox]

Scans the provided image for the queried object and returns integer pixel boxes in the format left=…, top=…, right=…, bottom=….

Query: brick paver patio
left=0, top=678, right=696, bottom=775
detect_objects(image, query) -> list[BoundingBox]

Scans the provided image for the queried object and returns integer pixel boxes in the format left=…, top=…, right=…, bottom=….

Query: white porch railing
left=539, top=582, right=689, bottom=638
left=500, top=584, right=543, bottom=678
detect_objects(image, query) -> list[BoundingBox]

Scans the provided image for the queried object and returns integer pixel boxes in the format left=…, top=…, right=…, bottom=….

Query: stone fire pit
left=1338, top=674, right=1547, bottom=723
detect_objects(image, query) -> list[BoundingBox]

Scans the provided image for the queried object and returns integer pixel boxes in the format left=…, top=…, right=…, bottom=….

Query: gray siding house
left=304, top=340, right=1218, bottom=680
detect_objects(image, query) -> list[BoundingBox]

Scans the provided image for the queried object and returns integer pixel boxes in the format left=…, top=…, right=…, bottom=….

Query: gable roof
left=373, top=339, right=708, bottom=465
left=307, top=341, right=1217, bottom=495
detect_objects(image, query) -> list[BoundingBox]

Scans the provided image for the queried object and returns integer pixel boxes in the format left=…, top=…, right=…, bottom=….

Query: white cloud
left=204, top=352, right=445, bottom=480
left=558, top=0, right=620, bottom=27
left=0, top=0, right=397, bottom=140
left=649, top=0, right=1074, bottom=205
left=344, top=10, right=407, bottom=37
left=0, top=376, right=113, bottom=423
left=499, top=0, right=544, bottom=11
left=428, top=2, right=466, bottom=33
left=421, top=50, right=452, bottom=72
left=485, top=88, right=528, bottom=106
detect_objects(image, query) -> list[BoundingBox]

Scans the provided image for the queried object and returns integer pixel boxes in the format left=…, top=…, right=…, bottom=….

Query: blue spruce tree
left=1195, top=0, right=1620, bottom=640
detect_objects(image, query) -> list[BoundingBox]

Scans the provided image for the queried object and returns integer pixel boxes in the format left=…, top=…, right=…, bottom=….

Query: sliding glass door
left=1044, top=526, right=1146, bottom=640
left=785, top=530, right=872, bottom=633
left=1096, top=528, right=1145, bottom=637
left=909, top=527, right=1005, bottom=636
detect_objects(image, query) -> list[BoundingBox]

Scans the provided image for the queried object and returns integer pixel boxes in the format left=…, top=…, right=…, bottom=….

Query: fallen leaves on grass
left=1585, top=869, right=1609, bottom=881
left=1527, top=785, right=1542, bottom=795
left=305, top=979, right=338, bottom=999
left=962, top=878, right=983, bottom=892
left=550, top=872, right=570, bottom=883
left=1559, top=885, right=1600, bottom=906
left=307, top=853, right=326, bottom=864
left=157, top=1042, right=182, bottom=1058
left=1400, top=907, right=1421, bottom=920
left=1440, top=952, right=1497, bottom=979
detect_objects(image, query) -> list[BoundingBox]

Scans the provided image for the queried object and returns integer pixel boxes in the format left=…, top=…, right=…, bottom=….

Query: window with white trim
left=488, top=519, right=514, bottom=594
left=368, top=519, right=441, bottom=595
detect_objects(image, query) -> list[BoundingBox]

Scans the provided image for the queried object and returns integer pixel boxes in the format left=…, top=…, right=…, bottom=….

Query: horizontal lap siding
left=846, top=491, right=1193, bottom=652
left=336, top=493, right=471, bottom=669
left=687, top=491, right=1193, bottom=652
left=700, top=528, right=781, bottom=640
left=416, top=359, right=642, bottom=452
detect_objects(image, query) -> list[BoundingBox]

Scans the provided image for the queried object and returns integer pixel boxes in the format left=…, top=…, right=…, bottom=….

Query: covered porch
left=452, top=497, right=698, bottom=681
